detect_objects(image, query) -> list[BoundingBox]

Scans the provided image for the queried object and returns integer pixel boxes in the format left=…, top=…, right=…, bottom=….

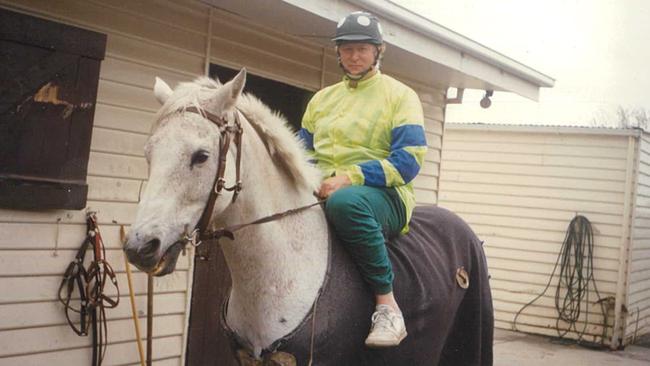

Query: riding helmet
left=332, top=11, right=383, bottom=45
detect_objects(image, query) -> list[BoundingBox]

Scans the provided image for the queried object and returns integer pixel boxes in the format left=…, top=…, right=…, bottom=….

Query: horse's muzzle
left=123, top=236, right=162, bottom=273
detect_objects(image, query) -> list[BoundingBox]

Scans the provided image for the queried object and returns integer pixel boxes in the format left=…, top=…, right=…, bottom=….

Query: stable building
left=0, top=0, right=551, bottom=364
left=439, top=123, right=650, bottom=348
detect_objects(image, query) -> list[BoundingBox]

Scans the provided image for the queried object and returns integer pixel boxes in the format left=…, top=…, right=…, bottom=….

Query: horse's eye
left=190, top=150, right=209, bottom=167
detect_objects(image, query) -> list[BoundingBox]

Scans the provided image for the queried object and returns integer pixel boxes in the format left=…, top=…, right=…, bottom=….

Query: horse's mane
left=154, top=76, right=320, bottom=191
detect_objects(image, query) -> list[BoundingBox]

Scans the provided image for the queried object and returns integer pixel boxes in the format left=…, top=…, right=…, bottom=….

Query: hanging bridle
left=180, top=106, right=244, bottom=246
left=58, top=212, right=119, bottom=366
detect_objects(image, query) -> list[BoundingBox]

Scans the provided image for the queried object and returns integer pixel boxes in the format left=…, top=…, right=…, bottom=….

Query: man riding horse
left=299, top=11, right=428, bottom=347
left=125, top=10, right=493, bottom=365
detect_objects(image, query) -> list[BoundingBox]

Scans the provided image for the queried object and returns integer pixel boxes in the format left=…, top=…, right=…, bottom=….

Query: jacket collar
left=343, top=69, right=381, bottom=90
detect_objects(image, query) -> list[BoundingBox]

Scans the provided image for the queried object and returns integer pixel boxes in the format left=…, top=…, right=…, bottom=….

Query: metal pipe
left=320, top=47, right=327, bottom=89
left=611, top=135, right=637, bottom=348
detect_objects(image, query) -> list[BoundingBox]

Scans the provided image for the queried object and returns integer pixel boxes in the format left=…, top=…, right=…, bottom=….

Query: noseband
left=182, top=106, right=244, bottom=245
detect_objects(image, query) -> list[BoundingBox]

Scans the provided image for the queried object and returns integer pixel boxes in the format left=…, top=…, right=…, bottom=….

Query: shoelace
left=371, top=310, right=399, bottom=332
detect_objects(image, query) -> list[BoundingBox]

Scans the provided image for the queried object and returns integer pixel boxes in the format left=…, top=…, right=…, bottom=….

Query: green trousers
left=325, top=185, right=406, bottom=295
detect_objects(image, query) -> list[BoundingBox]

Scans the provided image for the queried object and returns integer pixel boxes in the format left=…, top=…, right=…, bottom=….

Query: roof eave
left=206, top=0, right=553, bottom=100
left=348, top=0, right=555, bottom=100
left=351, top=0, right=555, bottom=89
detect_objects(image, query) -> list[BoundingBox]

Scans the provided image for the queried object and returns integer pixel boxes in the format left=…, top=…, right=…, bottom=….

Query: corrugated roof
left=446, top=122, right=644, bottom=137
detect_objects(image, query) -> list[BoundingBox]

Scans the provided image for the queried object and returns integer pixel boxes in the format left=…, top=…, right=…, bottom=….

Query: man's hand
left=317, top=175, right=352, bottom=198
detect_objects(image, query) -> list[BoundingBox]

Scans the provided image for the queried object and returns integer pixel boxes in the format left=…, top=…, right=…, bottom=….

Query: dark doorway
left=185, top=65, right=313, bottom=366
left=209, top=64, right=313, bottom=131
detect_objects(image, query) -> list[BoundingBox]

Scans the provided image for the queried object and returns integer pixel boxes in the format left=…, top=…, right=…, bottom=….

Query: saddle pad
left=264, top=205, right=494, bottom=366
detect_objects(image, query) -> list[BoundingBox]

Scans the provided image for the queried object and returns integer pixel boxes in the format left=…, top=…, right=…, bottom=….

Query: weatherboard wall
left=438, top=124, right=638, bottom=346
left=0, top=0, right=445, bottom=364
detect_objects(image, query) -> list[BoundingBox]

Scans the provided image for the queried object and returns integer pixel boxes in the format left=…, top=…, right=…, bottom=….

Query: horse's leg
left=438, top=238, right=494, bottom=366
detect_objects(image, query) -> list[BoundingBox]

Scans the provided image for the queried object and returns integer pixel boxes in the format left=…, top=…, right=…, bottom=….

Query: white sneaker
left=364, top=304, right=407, bottom=347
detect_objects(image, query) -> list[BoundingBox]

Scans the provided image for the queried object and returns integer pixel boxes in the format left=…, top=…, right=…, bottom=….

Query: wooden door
left=186, top=241, right=238, bottom=365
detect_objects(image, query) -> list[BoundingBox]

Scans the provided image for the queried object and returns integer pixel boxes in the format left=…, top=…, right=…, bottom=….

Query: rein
left=197, top=199, right=325, bottom=244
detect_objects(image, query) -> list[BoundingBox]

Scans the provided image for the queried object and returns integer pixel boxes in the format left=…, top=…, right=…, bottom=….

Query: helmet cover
left=332, top=11, right=383, bottom=45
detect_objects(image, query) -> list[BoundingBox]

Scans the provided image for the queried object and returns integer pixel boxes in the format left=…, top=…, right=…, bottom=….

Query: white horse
left=124, top=69, right=494, bottom=365
left=125, top=69, right=329, bottom=356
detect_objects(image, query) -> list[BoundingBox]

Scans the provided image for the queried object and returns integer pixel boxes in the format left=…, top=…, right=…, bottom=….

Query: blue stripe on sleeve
left=387, top=149, right=421, bottom=183
left=298, top=128, right=314, bottom=150
left=391, top=124, right=427, bottom=150
left=359, top=160, right=386, bottom=186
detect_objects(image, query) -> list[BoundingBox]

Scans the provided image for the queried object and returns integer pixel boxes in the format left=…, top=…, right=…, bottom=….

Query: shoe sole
left=364, top=331, right=408, bottom=348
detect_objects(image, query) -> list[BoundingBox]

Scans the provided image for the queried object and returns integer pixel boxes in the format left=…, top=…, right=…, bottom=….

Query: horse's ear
left=230, top=68, right=246, bottom=98
left=221, top=68, right=246, bottom=111
left=153, top=77, right=173, bottom=105
left=205, top=68, right=246, bottom=114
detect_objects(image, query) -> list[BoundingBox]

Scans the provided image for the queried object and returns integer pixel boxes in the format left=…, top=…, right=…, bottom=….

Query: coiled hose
left=513, top=215, right=608, bottom=344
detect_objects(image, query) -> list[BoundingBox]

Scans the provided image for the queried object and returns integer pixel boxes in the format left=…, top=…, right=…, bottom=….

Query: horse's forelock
left=152, top=76, right=223, bottom=132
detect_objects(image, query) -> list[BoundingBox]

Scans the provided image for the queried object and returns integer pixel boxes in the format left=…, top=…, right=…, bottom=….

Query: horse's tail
left=439, top=236, right=494, bottom=366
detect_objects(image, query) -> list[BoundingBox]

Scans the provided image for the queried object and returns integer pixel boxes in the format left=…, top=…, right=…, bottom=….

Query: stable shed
left=0, top=0, right=550, bottom=365
left=438, top=123, right=650, bottom=348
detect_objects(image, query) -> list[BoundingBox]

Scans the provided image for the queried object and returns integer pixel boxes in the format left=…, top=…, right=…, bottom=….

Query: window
left=0, top=9, right=106, bottom=209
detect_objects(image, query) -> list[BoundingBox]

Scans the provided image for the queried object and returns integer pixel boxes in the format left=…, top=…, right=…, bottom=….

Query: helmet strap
left=341, top=63, right=373, bottom=82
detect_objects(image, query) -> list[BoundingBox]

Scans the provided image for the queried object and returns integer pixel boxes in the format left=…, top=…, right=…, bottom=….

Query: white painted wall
left=0, top=0, right=445, bottom=363
left=438, top=124, right=640, bottom=345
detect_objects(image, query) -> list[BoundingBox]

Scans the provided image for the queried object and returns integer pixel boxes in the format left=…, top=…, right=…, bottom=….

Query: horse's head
left=124, top=69, right=246, bottom=276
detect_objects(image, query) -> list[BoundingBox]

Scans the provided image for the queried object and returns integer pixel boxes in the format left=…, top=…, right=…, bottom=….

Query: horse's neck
left=217, top=121, right=329, bottom=356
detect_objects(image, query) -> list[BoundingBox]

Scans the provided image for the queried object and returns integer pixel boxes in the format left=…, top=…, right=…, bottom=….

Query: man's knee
left=325, top=187, right=367, bottom=223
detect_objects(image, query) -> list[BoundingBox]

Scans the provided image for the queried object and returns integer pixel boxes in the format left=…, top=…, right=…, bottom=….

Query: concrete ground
left=494, top=329, right=650, bottom=366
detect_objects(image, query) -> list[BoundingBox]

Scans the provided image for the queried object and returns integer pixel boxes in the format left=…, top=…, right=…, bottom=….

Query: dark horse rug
left=226, top=205, right=494, bottom=366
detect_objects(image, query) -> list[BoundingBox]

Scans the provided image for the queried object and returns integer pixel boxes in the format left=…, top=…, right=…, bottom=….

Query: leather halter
left=181, top=106, right=244, bottom=246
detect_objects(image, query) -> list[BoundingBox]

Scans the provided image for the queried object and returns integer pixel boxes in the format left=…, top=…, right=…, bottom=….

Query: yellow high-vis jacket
left=300, top=71, right=427, bottom=231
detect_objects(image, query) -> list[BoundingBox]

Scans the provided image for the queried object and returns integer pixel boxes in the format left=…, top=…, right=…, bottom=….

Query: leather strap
left=178, top=105, right=324, bottom=245
left=58, top=237, right=92, bottom=336
left=203, top=200, right=325, bottom=241
left=183, top=106, right=244, bottom=242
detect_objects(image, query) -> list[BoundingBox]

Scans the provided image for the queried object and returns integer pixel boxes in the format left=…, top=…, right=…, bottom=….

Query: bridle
left=180, top=106, right=244, bottom=246
left=58, top=212, right=119, bottom=366
left=174, top=105, right=324, bottom=248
